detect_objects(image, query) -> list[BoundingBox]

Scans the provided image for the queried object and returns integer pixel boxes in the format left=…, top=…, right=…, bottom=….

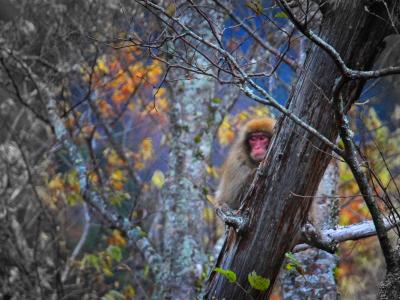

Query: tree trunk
left=206, top=2, right=398, bottom=299
left=157, top=2, right=236, bottom=298
left=281, top=162, right=338, bottom=299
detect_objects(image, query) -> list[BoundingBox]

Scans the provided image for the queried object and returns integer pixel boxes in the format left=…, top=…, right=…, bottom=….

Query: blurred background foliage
left=1, top=0, right=399, bottom=299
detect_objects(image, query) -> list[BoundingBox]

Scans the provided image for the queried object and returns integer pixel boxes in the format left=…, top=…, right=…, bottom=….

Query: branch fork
left=216, top=207, right=250, bottom=233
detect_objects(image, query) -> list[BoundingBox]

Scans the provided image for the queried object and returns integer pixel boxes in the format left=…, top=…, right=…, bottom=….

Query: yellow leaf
left=106, top=149, right=124, bottom=166
left=251, top=105, right=270, bottom=117
left=203, top=207, right=215, bottom=223
left=65, top=115, right=76, bottom=128
left=156, top=97, right=169, bottom=111
left=102, top=265, right=113, bottom=277
left=121, top=79, right=134, bottom=95
left=107, top=229, right=127, bottom=246
left=165, top=2, right=176, bottom=17
left=156, top=87, right=167, bottom=97
left=112, top=181, right=124, bottom=190
left=139, top=138, right=153, bottom=161
left=96, top=57, right=109, bottom=74
left=238, top=111, right=249, bottom=121
left=246, top=0, right=263, bottom=15
left=378, top=170, right=390, bottom=187
left=67, top=170, right=80, bottom=193
left=123, top=284, right=136, bottom=299
left=97, top=99, right=113, bottom=118
left=151, top=170, right=165, bottom=189
left=134, top=160, right=145, bottom=170
left=147, top=63, right=163, bottom=84
left=49, top=174, right=64, bottom=190
left=88, top=172, right=99, bottom=185
left=128, top=102, right=135, bottom=111
left=111, top=169, right=124, bottom=181
left=128, top=62, right=144, bottom=74
left=206, top=194, right=216, bottom=205
left=110, top=169, right=126, bottom=190
left=66, top=193, right=81, bottom=205
left=37, top=187, right=57, bottom=209
left=206, top=165, right=219, bottom=178
left=112, top=90, right=127, bottom=104
left=218, top=119, right=235, bottom=146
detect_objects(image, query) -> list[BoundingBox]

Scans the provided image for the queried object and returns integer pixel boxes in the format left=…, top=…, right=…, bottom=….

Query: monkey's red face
left=248, top=132, right=270, bottom=162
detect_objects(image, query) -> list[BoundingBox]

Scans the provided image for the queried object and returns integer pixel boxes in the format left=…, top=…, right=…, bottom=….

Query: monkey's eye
left=249, top=133, right=268, bottom=142
left=249, top=136, right=259, bottom=142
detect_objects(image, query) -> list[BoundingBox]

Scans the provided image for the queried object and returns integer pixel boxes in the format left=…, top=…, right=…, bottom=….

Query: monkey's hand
left=216, top=206, right=249, bottom=234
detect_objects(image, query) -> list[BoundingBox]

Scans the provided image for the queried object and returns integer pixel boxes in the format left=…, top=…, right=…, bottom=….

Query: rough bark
left=206, top=2, right=398, bottom=299
left=379, top=268, right=400, bottom=300
left=281, top=162, right=338, bottom=299
left=157, top=2, right=237, bottom=298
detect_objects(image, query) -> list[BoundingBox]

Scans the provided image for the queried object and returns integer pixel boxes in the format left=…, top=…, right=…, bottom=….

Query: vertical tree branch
left=332, top=82, right=396, bottom=271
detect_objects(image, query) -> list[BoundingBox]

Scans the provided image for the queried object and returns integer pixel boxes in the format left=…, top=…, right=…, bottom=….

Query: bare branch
left=295, top=218, right=399, bottom=253
left=47, top=98, right=165, bottom=275
left=278, top=0, right=400, bottom=80
left=133, top=0, right=342, bottom=154
left=61, top=203, right=90, bottom=282
left=332, top=78, right=396, bottom=270
left=213, top=0, right=300, bottom=70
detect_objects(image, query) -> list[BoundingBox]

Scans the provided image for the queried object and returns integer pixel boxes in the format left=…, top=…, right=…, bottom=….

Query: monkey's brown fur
left=216, top=117, right=275, bottom=209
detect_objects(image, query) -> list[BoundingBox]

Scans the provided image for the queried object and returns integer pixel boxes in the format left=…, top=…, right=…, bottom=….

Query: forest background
left=0, top=0, right=400, bottom=299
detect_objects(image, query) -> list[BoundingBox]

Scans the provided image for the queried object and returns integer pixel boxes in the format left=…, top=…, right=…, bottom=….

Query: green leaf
left=194, top=134, right=202, bottom=144
left=165, top=2, right=176, bottom=17
left=275, top=11, right=288, bottom=18
left=285, top=252, right=298, bottom=263
left=247, top=271, right=270, bottom=291
left=246, top=0, right=263, bottom=15
left=109, top=191, right=130, bottom=206
left=286, top=263, right=295, bottom=271
left=84, top=254, right=101, bottom=272
left=285, top=252, right=305, bottom=275
left=143, top=264, right=150, bottom=279
left=214, top=267, right=237, bottom=283
left=151, top=170, right=165, bottom=189
left=337, top=138, right=345, bottom=150
left=101, top=290, right=125, bottom=300
left=107, top=245, right=122, bottom=262
left=66, top=193, right=80, bottom=205
left=285, top=252, right=302, bottom=267
left=211, top=97, right=222, bottom=104
left=102, top=264, right=114, bottom=277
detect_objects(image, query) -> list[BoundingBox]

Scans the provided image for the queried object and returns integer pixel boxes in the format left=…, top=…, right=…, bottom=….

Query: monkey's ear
left=244, top=118, right=275, bottom=135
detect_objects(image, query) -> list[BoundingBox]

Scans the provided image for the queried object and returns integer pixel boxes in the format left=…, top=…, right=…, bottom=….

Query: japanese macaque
left=216, top=117, right=275, bottom=209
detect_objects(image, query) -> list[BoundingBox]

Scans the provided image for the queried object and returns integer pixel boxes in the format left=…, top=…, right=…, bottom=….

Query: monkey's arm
left=215, top=155, right=254, bottom=232
left=215, top=156, right=252, bottom=209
